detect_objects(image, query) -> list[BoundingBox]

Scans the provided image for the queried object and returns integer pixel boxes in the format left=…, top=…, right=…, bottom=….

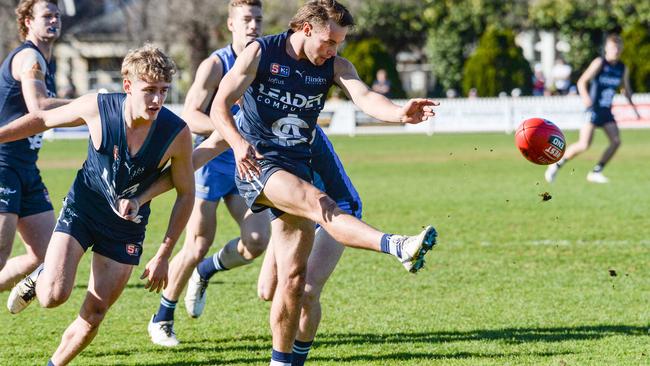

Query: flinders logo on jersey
left=305, top=75, right=327, bottom=85
left=270, top=63, right=290, bottom=77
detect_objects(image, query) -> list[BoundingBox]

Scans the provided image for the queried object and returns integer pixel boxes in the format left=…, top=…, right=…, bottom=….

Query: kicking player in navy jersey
left=0, top=0, right=69, bottom=293
left=545, top=34, right=640, bottom=184
left=211, top=1, right=438, bottom=364
left=256, top=125, right=363, bottom=365
left=146, top=0, right=270, bottom=346
left=3, top=44, right=194, bottom=366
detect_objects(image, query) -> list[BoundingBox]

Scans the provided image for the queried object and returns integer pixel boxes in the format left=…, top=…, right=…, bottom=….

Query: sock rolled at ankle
left=380, top=234, right=402, bottom=258
left=270, top=349, right=292, bottom=366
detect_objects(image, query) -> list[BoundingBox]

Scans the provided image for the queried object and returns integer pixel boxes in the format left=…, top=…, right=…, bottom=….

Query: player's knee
left=81, top=302, right=110, bottom=328
left=38, top=287, right=71, bottom=308
left=241, top=232, right=267, bottom=258
left=611, top=137, right=621, bottom=149
left=186, top=240, right=212, bottom=264
left=280, top=270, right=307, bottom=298
left=301, top=286, right=321, bottom=309
left=574, top=142, right=589, bottom=153
left=257, top=283, right=274, bottom=301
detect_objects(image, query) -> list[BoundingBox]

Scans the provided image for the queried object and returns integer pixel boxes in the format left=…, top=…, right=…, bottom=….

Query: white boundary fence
left=46, top=93, right=650, bottom=139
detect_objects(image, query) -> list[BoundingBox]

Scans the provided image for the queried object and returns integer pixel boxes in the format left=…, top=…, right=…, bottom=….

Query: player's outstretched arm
left=210, top=41, right=263, bottom=180
left=119, top=129, right=231, bottom=209
left=622, top=67, right=641, bottom=119
left=139, top=126, right=195, bottom=293
left=334, top=57, right=438, bottom=124
left=577, top=57, right=603, bottom=108
left=181, top=56, right=224, bottom=135
left=0, top=93, right=96, bottom=143
left=13, top=48, right=69, bottom=111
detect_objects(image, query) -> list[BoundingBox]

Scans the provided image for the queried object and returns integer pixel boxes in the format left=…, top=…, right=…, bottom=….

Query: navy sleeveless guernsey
left=590, top=58, right=625, bottom=110
left=588, top=57, right=625, bottom=125
left=240, top=30, right=334, bottom=164
left=194, top=44, right=238, bottom=175
left=0, top=41, right=56, bottom=168
left=66, top=93, right=185, bottom=232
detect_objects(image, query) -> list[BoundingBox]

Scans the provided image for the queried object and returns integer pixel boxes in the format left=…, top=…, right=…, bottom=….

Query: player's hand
left=140, top=254, right=169, bottom=293
left=117, top=197, right=140, bottom=222
left=234, top=140, right=262, bottom=181
left=399, top=99, right=439, bottom=124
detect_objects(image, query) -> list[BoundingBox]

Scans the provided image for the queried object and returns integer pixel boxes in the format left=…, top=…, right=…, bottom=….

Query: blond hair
left=121, top=44, right=177, bottom=83
left=15, top=0, right=58, bottom=41
left=289, top=0, right=354, bottom=32
left=229, top=0, right=262, bottom=16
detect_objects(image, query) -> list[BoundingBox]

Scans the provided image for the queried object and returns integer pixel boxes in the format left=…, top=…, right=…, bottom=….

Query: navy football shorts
left=0, top=165, right=53, bottom=217
left=235, top=158, right=313, bottom=221
left=588, top=107, right=616, bottom=127
left=54, top=197, right=145, bottom=265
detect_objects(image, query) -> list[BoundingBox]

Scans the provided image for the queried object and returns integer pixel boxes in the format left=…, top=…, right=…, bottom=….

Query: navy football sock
left=292, top=339, right=313, bottom=366
left=152, top=295, right=177, bottom=322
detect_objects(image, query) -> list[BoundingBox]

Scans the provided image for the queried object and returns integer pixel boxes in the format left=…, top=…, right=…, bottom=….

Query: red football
left=515, top=118, right=566, bottom=165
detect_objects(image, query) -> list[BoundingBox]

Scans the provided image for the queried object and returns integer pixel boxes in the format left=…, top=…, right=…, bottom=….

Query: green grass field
left=1, top=130, right=649, bottom=365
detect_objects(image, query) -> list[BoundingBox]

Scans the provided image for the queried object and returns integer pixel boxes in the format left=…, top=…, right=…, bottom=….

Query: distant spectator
left=445, top=88, right=457, bottom=98
left=511, top=88, right=522, bottom=97
left=468, top=88, right=478, bottom=98
left=371, top=69, right=391, bottom=97
left=552, top=58, right=572, bottom=95
left=532, top=64, right=545, bottom=96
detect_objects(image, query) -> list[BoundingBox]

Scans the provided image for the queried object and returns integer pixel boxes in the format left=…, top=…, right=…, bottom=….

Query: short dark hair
left=289, top=0, right=354, bottom=32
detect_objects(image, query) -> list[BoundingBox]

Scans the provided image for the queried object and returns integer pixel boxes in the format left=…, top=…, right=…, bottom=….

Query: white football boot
left=587, top=171, right=609, bottom=184
left=148, top=315, right=179, bottom=347
left=7, top=263, right=42, bottom=314
left=545, top=163, right=560, bottom=183
left=184, top=268, right=209, bottom=318
left=394, top=226, right=438, bottom=273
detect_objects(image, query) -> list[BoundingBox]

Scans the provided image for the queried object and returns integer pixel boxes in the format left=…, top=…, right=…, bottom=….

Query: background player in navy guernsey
left=211, top=1, right=439, bottom=365
left=3, top=44, right=194, bottom=366
left=146, top=0, right=270, bottom=347
left=545, top=34, right=640, bottom=184
left=0, top=0, right=70, bottom=295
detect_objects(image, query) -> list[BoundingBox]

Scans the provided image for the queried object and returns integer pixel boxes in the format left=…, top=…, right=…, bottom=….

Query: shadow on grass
left=315, top=325, right=649, bottom=346
left=73, top=280, right=227, bottom=290
left=84, top=324, right=648, bottom=365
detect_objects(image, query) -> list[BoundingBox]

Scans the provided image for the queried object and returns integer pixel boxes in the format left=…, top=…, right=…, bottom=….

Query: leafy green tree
left=340, top=38, right=405, bottom=98
left=529, top=0, right=650, bottom=82
left=621, top=23, right=650, bottom=92
left=423, top=0, right=529, bottom=94
left=462, top=27, right=532, bottom=97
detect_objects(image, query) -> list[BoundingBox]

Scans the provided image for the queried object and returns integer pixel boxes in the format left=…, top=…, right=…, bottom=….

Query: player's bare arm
left=210, top=41, right=262, bottom=180
left=577, top=57, right=603, bottom=108
left=622, top=67, right=640, bottom=119
left=334, top=57, right=438, bottom=124
left=0, top=93, right=99, bottom=144
left=12, top=48, right=69, bottom=111
left=140, top=126, right=195, bottom=293
left=181, top=55, right=224, bottom=135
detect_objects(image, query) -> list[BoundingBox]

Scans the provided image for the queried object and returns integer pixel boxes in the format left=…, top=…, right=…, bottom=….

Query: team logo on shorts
left=126, top=243, right=141, bottom=256
left=270, top=63, right=290, bottom=77
left=43, top=188, right=51, bottom=203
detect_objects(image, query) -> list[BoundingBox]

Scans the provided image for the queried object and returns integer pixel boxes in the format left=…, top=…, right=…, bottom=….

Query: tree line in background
left=0, top=0, right=647, bottom=98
